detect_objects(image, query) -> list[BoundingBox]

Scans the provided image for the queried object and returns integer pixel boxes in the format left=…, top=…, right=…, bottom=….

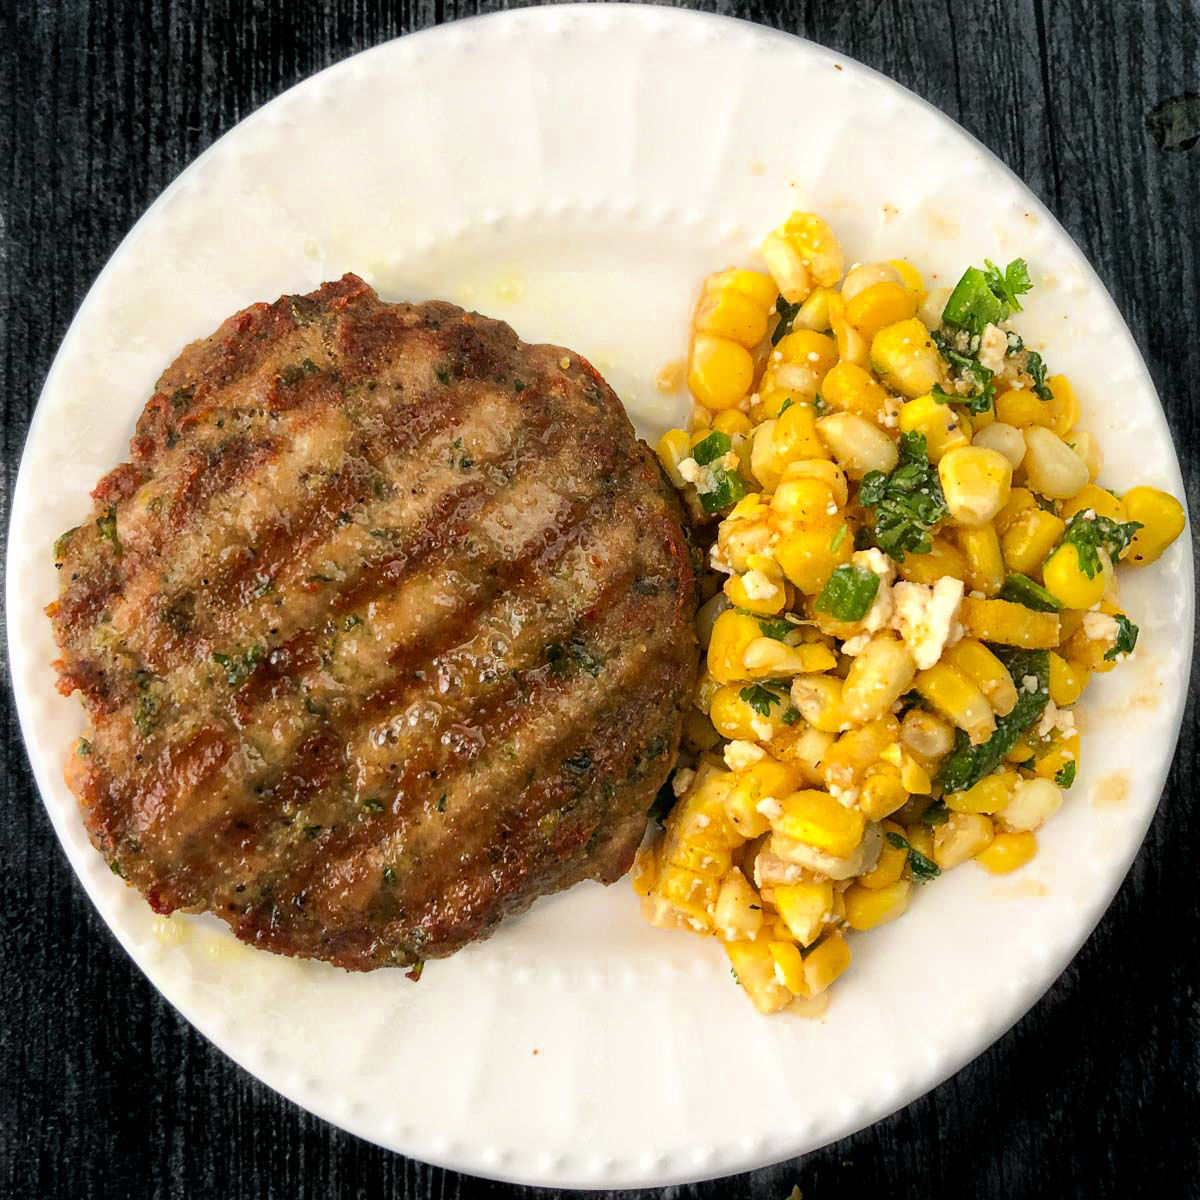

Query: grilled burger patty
left=49, top=274, right=698, bottom=970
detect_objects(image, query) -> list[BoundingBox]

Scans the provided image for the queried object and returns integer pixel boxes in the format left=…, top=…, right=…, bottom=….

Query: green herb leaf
left=698, top=465, right=748, bottom=514
left=936, top=648, right=1049, bottom=792
left=983, top=258, right=1033, bottom=314
left=931, top=330, right=996, bottom=413
left=739, top=683, right=785, bottom=718
left=942, top=266, right=1008, bottom=333
left=1023, top=348, right=1053, bottom=401
left=211, top=645, right=265, bottom=687
left=779, top=397, right=795, bottom=415
left=741, top=612, right=794, bottom=641
left=858, top=432, right=948, bottom=561
left=772, top=296, right=802, bottom=345
left=999, top=573, right=1062, bottom=613
left=781, top=705, right=802, bottom=726
left=96, top=507, right=122, bottom=556
left=921, top=801, right=950, bottom=826
left=1060, top=513, right=1143, bottom=578
left=814, top=564, right=880, bottom=622
left=1103, top=614, right=1139, bottom=661
left=692, top=430, right=732, bottom=466
left=1055, top=761, right=1077, bottom=788
left=883, top=830, right=941, bottom=882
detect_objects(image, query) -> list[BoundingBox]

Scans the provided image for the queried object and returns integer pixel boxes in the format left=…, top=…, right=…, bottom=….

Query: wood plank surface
left=1, top=2, right=1197, bottom=1197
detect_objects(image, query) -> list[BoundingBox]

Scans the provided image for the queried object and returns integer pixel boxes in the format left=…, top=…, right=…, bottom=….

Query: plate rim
left=6, top=3, right=1194, bottom=1187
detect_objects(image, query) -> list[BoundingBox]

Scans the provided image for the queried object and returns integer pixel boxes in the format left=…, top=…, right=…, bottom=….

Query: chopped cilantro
left=698, top=466, right=748, bottom=514
left=931, top=330, right=996, bottom=413
left=739, top=683, right=786, bottom=718
left=1060, top=513, right=1142, bottom=578
left=942, top=258, right=1033, bottom=334
left=920, top=801, right=950, bottom=826
left=779, top=396, right=795, bottom=415
left=692, top=430, right=732, bottom=466
left=781, top=705, right=802, bottom=725
left=1104, top=614, right=1139, bottom=661
left=772, top=295, right=802, bottom=345
left=999, top=573, right=1062, bottom=613
left=814, top=564, right=880, bottom=622
left=741, top=612, right=794, bottom=641
left=96, top=507, right=122, bottom=556
left=1024, top=348, right=1053, bottom=401
left=108, top=858, right=126, bottom=879
left=858, top=432, right=948, bottom=561
left=1055, top=761, right=1077, bottom=788
left=884, top=831, right=941, bottom=882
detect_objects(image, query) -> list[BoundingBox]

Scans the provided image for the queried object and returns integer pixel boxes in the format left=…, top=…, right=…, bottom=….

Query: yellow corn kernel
left=904, top=823, right=935, bottom=869
left=995, top=487, right=1039, bottom=535
left=960, top=596, right=1061, bottom=649
left=846, top=281, right=917, bottom=342
left=761, top=231, right=813, bottom=305
left=794, top=285, right=835, bottom=332
left=1033, top=732, right=1080, bottom=784
left=725, top=571, right=786, bottom=616
left=859, top=763, right=910, bottom=822
left=898, top=752, right=932, bottom=795
left=859, top=820, right=908, bottom=889
left=771, top=476, right=839, bottom=524
left=943, top=638, right=1019, bottom=716
left=900, top=708, right=957, bottom=762
left=695, top=288, right=770, bottom=349
left=779, top=211, right=845, bottom=286
left=898, top=393, right=971, bottom=463
left=841, top=634, right=917, bottom=723
left=630, top=845, right=658, bottom=897
left=1000, top=508, right=1067, bottom=576
left=684, top=708, right=722, bottom=752
left=844, top=879, right=912, bottom=931
left=1023, top=427, right=1090, bottom=499
left=773, top=879, right=834, bottom=946
left=938, top=446, right=1013, bottom=528
left=775, top=524, right=854, bottom=595
left=888, top=259, right=927, bottom=303
left=728, top=759, right=806, bottom=836
left=776, top=328, right=839, bottom=372
left=772, top=790, right=866, bottom=859
left=957, top=524, right=1006, bottom=596
left=1042, top=543, right=1109, bottom=610
left=1059, top=483, right=1127, bottom=525
left=658, top=866, right=719, bottom=924
left=1048, top=652, right=1089, bottom=707
left=789, top=675, right=848, bottom=733
left=842, top=262, right=903, bottom=301
left=946, top=773, right=1012, bottom=815
left=997, top=777, right=1062, bottom=832
left=773, top=399, right=831, bottom=464
left=869, top=318, right=943, bottom=398
left=724, top=940, right=794, bottom=1014
left=914, top=662, right=996, bottom=745
left=744, top=637, right=838, bottom=679
left=933, top=811, right=994, bottom=869
left=895, top=535, right=967, bottom=585
left=656, top=428, right=692, bottom=488
left=1123, top=486, right=1186, bottom=566
left=707, top=610, right=764, bottom=684
left=1067, top=431, right=1102, bottom=481
left=780, top=458, right=849, bottom=507
left=706, top=267, right=779, bottom=311
left=1060, top=606, right=1129, bottom=674
left=821, top=716, right=900, bottom=785
left=801, top=933, right=851, bottom=997
left=975, top=830, right=1038, bottom=874
left=671, top=839, right=733, bottom=879
left=826, top=292, right=869, bottom=367
left=821, top=361, right=888, bottom=422
left=995, top=387, right=1054, bottom=429
left=712, top=409, right=755, bottom=438
left=709, top=684, right=768, bottom=741
left=815, top=412, right=899, bottom=479
left=713, top=869, right=765, bottom=940
left=1046, top=374, right=1079, bottom=437
left=1006, top=737, right=1034, bottom=765
left=769, top=941, right=809, bottom=995
left=689, top=334, right=754, bottom=411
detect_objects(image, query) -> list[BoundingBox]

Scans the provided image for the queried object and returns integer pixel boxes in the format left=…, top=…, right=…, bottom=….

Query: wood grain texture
left=2, top=1, right=1197, bottom=1197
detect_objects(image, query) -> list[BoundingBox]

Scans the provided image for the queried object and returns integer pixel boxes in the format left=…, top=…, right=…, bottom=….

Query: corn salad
left=638, top=212, right=1186, bottom=1016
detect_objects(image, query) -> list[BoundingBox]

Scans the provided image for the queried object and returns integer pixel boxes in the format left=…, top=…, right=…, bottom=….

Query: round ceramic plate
left=7, top=4, right=1192, bottom=1188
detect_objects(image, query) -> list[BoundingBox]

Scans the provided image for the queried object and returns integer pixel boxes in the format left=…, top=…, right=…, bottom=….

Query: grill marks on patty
left=50, top=276, right=697, bottom=969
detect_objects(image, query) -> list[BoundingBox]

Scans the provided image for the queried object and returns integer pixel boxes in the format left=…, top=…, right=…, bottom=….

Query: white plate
left=7, top=5, right=1192, bottom=1188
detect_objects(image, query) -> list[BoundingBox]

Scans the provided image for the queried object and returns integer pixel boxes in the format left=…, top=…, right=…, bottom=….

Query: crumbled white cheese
left=740, top=569, right=780, bottom=601
left=1081, top=508, right=1096, bottom=520
left=853, top=547, right=896, bottom=583
left=978, top=322, right=1009, bottom=374
left=677, top=456, right=702, bottom=485
left=755, top=797, right=784, bottom=821
left=1022, top=675, right=1039, bottom=694
left=750, top=717, right=775, bottom=741
left=847, top=548, right=897, bottom=636
left=891, top=577, right=965, bottom=669
left=841, top=632, right=871, bottom=657
left=826, top=501, right=838, bottom=515
left=827, top=782, right=859, bottom=808
left=724, top=740, right=766, bottom=772
left=1035, top=700, right=1077, bottom=740
left=671, top=767, right=696, bottom=797
left=716, top=451, right=740, bottom=472
left=1083, top=612, right=1120, bottom=642
left=709, top=543, right=734, bottom=575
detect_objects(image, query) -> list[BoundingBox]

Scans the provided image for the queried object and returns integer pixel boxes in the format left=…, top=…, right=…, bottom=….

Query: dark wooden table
left=3, top=2, right=1198, bottom=1197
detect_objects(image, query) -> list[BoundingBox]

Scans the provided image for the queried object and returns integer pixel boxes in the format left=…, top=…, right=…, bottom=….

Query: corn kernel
left=844, top=879, right=912, bottom=931
left=772, top=790, right=866, bottom=858
left=933, top=811, right=994, bottom=868
left=943, top=639, right=1019, bottom=716
left=1000, top=508, right=1066, bottom=576
left=1042, top=543, right=1109, bottom=610
left=914, top=662, right=996, bottom=745
left=706, top=267, right=779, bottom=311
left=769, top=941, right=809, bottom=995
left=773, top=879, right=834, bottom=945
left=960, top=596, right=1061, bottom=648
left=841, top=261, right=903, bottom=302
left=1059, top=483, right=1127, bottom=524
left=997, top=778, right=1062, bottom=832
left=904, top=823, right=936, bottom=868
left=938, top=446, right=1013, bottom=528
left=1022, top=427, right=1090, bottom=499
left=826, top=292, right=869, bottom=366
left=689, top=334, right=754, bottom=411
left=975, top=830, right=1038, bottom=874
left=888, top=259, right=927, bottom=303
left=869, top=318, right=943, bottom=398
left=707, top=610, right=764, bottom=684
left=859, top=820, right=908, bottom=888
left=1123, top=486, right=1186, bottom=566
left=957, top=525, right=1006, bottom=596
left=696, top=288, right=770, bottom=349
left=789, top=675, right=848, bottom=733
left=898, top=393, right=971, bottom=463
left=714, top=869, right=765, bottom=940
left=725, top=940, right=794, bottom=1013
left=821, top=361, right=888, bottom=422
left=712, top=409, right=755, bottom=437
left=761, top=231, right=812, bottom=305
left=841, top=634, right=917, bottom=722
left=725, top=570, right=786, bottom=616
left=894, top=536, right=967, bottom=585
left=946, top=773, right=1011, bottom=815
left=1046, top=374, right=1079, bottom=436
left=656, top=428, right=692, bottom=488
left=709, top=684, right=768, bottom=741
left=995, top=387, right=1053, bottom=428
left=779, top=211, right=845, bottom=286
left=744, top=637, right=838, bottom=679
left=1048, top=653, right=1088, bottom=706
left=816, top=412, right=899, bottom=478
left=846, top=281, right=917, bottom=341
left=995, top=487, right=1039, bottom=534
left=776, top=524, right=854, bottom=595
left=794, top=286, right=835, bottom=332
left=801, top=933, right=851, bottom=996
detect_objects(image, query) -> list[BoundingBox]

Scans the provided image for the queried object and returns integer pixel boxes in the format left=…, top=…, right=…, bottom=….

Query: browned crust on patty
left=49, top=274, right=698, bottom=970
